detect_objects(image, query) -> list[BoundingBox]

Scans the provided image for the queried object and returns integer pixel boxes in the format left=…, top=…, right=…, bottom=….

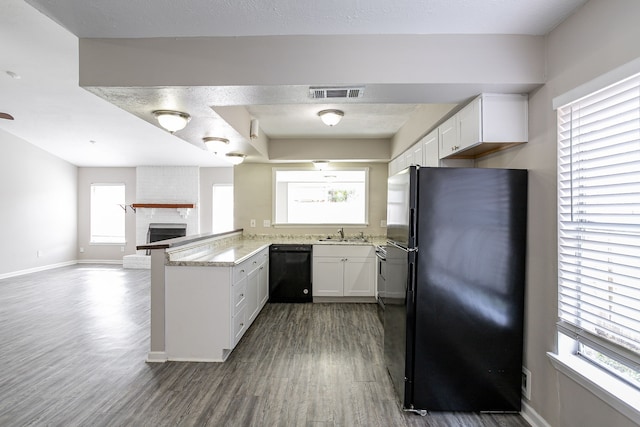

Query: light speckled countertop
left=166, top=235, right=386, bottom=267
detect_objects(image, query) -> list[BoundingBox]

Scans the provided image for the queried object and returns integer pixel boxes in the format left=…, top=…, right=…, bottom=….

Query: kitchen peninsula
left=140, top=229, right=383, bottom=363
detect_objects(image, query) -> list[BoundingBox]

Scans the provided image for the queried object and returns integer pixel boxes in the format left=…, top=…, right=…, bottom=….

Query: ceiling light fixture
left=225, top=153, right=246, bottom=165
left=152, top=110, right=191, bottom=133
left=203, top=136, right=230, bottom=154
left=312, top=160, right=329, bottom=170
left=318, top=109, right=344, bottom=126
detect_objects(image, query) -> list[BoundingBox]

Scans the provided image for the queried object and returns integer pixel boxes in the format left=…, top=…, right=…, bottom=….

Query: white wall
left=0, top=129, right=77, bottom=277
left=477, top=1, right=640, bottom=426
left=77, top=167, right=136, bottom=262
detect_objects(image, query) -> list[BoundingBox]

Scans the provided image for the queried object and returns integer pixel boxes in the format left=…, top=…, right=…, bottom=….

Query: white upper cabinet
left=439, top=93, right=528, bottom=160
left=389, top=93, right=526, bottom=175
left=438, top=115, right=458, bottom=158
left=421, top=129, right=439, bottom=167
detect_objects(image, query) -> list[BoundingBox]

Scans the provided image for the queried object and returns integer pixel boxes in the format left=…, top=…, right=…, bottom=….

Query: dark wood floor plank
left=0, top=265, right=530, bottom=427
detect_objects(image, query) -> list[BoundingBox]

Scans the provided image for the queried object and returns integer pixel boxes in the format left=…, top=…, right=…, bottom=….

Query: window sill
left=547, top=352, right=640, bottom=423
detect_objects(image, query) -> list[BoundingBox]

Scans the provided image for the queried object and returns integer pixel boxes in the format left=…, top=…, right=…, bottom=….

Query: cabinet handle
left=240, top=293, right=244, bottom=298
left=240, top=323, right=244, bottom=328
left=240, top=269, right=245, bottom=273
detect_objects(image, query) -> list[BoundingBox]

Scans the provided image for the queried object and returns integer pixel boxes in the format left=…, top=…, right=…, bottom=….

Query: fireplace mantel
left=131, top=203, right=195, bottom=209
left=131, top=203, right=195, bottom=219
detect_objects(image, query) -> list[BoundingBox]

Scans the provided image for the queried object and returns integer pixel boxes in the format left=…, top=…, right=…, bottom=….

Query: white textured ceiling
left=0, top=0, right=589, bottom=167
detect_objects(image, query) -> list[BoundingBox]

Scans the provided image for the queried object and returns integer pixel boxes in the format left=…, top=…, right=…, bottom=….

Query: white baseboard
left=146, top=352, right=168, bottom=363
left=77, top=259, right=123, bottom=265
left=0, top=259, right=129, bottom=280
left=521, top=400, right=552, bottom=427
left=0, top=260, right=77, bottom=280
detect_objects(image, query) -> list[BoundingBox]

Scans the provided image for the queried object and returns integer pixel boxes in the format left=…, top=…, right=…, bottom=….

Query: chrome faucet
left=338, top=227, right=344, bottom=240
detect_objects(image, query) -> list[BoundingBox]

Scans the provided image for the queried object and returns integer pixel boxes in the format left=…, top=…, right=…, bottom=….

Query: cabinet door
left=258, top=261, right=268, bottom=307
left=411, top=143, right=423, bottom=166
left=312, top=257, right=344, bottom=297
left=439, top=116, right=458, bottom=159
left=421, top=129, right=439, bottom=167
left=247, top=267, right=260, bottom=323
left=458, top=97, right=482, bottom=150
left=343, top=257, right=375, bottom=297
left=404, top=150, right=414, bottom=167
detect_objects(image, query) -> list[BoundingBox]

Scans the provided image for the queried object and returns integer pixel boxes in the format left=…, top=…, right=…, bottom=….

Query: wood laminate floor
left=0, top=265, right=530, bottom=427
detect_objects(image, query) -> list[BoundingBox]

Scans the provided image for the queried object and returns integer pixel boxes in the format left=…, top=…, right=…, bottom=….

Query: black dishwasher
left=269, top=244, right=312, bottom=303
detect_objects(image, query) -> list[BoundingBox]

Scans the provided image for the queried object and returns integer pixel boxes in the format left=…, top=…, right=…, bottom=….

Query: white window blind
left=557, top=72, right=640, bottom=386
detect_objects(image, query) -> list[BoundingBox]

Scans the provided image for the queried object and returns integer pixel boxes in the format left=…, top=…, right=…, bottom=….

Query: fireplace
left=147, top=223, right=187, bottom=244
left=145, top=223, right=187, bottom=255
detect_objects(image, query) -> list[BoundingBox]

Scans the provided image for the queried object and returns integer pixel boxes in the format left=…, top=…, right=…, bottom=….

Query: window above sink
left=272, top=167, right=369, bottom=226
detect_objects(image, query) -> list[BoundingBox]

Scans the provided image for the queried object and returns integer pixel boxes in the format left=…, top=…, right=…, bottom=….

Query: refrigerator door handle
left=409, top=208, right=416, bottom=245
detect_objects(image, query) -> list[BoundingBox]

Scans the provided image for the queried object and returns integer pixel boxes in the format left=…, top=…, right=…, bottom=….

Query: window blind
left=557, top=72, right=640, bottom=377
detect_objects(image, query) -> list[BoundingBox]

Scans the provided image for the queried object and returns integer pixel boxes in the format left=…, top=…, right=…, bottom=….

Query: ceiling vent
left=309, top=86, right=365, bottom=99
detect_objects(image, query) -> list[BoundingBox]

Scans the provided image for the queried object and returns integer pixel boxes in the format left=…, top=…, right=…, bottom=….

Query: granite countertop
left=166, top=235, right=387, bottom=267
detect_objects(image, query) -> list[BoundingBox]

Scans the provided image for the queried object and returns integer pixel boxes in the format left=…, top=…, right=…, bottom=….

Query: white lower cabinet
left=165, top=246, right=269, bottom=362
left=312, top=245, right=375, bottom=299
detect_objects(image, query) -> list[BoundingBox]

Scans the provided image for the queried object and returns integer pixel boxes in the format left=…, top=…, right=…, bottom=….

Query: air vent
left=309, top=86, right=365, bottom=99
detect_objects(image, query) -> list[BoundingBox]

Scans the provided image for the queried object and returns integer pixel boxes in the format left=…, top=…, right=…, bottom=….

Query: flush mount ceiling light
left=312, top=160, right=329, bottom=170
left=203, top=137, right=230, bottom=154
left=225, top=153, right=246, bottom=165
left=318, top=109, right=344, bottom=126
left=152, top=110, right=191, bottom=133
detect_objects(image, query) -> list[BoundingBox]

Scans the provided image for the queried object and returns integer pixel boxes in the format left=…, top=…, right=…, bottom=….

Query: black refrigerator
left=382, top=166, right=527, bottom=414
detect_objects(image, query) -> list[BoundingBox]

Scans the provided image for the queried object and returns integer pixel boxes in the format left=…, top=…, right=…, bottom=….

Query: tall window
left=90, top=184, right=126, bottom=244
left=557, top=72, right=640, bottom=389
left=212, top=184, right=234, bottom=233
left=273, top=168, right=368, bottom=225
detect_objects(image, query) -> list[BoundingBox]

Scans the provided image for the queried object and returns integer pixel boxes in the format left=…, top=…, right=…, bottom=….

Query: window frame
left=90, top=183, right=126, bottom=245
left=271, top=166, right=370, bottom=228
left=212, top=183, right=234, bottom=233
left=552, top=61, right=640, bottom=422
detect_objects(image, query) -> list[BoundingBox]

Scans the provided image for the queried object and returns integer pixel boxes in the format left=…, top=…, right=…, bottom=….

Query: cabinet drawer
left=233, top=264, right=248, bottom=283
left=233, top=306, right=247, bottom=346
left=233, top=281, right=247, bottom=315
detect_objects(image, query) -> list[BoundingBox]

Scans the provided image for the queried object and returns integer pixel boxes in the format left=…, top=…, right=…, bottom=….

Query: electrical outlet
left=263, top=220, right=271, bottom=228
left=37, top=250, right=43, bottom=258
left=250, top=219, right=256, bottom=227
left=522, top=366, right=531, bottom=400
left=120, top=246, right=125, bottom=252
left=79, top=247, right=84, bottom=253
left=380, top=220, right=387, bottom=227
